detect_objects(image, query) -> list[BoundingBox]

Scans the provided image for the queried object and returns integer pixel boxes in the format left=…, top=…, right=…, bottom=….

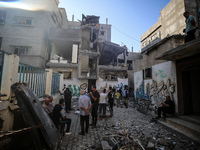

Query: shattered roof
left=99, top=41, right=127, bottom=65
left=82, top=14, right=100, bottom=25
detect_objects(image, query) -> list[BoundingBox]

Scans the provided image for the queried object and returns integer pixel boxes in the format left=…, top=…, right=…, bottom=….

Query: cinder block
left=101, top=141, right=112, bottom=150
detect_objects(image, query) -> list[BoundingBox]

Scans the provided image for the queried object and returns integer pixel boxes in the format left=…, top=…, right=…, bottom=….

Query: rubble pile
left=99, top=106, right=199, bottom=150
left=60, top=99, right=200, bottom=150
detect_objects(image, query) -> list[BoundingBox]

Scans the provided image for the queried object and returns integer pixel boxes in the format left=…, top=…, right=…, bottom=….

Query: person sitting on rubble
left=157, top=95, right=175, bottom=119
left=52, top=98, right=72, bottom=135
left=42, top=98, right=53, bottom=118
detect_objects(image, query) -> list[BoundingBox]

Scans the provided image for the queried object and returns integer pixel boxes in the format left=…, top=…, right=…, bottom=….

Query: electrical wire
left=112, top=25, right=140, bottom=42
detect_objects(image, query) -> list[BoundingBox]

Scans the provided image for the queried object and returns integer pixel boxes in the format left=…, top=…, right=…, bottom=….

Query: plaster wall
left=0, top=54, right=19, bottom=131
left=96, top=77, right=128, bottom=94
left=19, top=55, right=44, bottom=68
left=51, top=42, right=64, bottom=57
left=81, top=28, right=91, bottom=50
left=134, top=61, right=178, bottom=113
left=99, top=24, right=111, bottom=42
left=135, top=36, right=184, bottom=72
left=141, top=0, right=187, bottom=51
left=80, top=55, right=89, bottom=70
left=0, top=0, right=68, bottom=68
left=52, top=68, right=88, bottom=97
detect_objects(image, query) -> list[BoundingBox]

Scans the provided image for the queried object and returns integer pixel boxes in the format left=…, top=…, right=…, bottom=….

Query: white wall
left=134, top=61, right=178, bottom=112
left=0, top=54, right=19, bottom=131
left=96, top=77, right=128, bottom=94
left=59, top=69, right=88, bottom=97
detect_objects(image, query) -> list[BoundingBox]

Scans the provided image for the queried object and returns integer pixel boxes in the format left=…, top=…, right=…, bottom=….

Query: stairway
left=158, top=115, right=200, bottom=144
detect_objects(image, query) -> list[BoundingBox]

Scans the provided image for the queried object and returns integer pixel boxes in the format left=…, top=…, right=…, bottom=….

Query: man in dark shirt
left=59, top=88, right=72, bottom=113
left=89, top=85, right=100, bottom=128
left=157, top=96, right=175, bottom=119
left=108, top=87, right=114, bottom=117
left=52, top=99, right=72, bottom=135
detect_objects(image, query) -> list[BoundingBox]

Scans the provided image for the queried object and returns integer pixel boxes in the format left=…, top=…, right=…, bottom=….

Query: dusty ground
left=58, top=100, right=200, bottom=150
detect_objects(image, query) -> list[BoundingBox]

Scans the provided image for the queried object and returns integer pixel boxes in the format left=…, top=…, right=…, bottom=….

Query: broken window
left=13, top=17, right=33, bottom=26
left=12, top=46, right=29, bottom=55
left=104, top=74, right=117, bottom=81
left=111, top=74, right=117, bottom=81
left=143, top=68, right=152, bottom=79
left=59, top=72, right=72, bottom=79
left=0, top=10, right=6, bottom=24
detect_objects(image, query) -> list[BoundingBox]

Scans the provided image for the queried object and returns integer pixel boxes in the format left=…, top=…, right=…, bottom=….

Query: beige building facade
left=141, top=0, right=200, bottom=52
left=0, top=0, right=68, bottom=68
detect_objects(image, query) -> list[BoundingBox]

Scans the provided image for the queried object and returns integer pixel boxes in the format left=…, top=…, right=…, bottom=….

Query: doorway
left=177, top=55, right=200, bottom=115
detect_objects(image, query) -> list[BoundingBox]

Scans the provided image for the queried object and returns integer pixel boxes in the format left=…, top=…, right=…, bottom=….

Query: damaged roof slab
left=156, top=38, right=200, bottom=60
left=99, top=41, right=127, bottom=65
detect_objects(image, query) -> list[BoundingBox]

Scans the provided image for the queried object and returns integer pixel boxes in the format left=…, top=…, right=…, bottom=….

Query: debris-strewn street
left=58, top=99, right=200, bottom=150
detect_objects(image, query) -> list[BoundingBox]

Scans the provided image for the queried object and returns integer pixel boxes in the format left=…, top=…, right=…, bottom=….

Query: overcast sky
left=59, top=0, right=171, bottom=52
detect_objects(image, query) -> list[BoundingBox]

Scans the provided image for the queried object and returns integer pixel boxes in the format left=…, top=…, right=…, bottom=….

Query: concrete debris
left=101, top=141, right=112, bottom=150
left=59, top=100, right=200, bottom=150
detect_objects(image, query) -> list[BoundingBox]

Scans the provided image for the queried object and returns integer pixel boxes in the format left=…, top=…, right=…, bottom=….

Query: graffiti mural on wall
left=136, top=78, right=176, bottom=106
left=136, top=81, right=150, bottom=100
left=150, top=78, right=176, bottom=102
left=98, top=82, right=126, bottom=95
left=136, top=77, right=140, bottom=85
left=67, top=83, right=88, bottom=96
left=156, top=69, right=167, bottom=79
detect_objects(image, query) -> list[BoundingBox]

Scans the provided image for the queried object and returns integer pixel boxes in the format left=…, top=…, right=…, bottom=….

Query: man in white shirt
left=98, top=89, right=107, bottom=119
left=78, top=90, right=92, bottom=135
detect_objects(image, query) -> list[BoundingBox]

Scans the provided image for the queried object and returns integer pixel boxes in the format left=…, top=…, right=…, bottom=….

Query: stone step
left=178, top=115, right=200, bottom=126
left=159, top=117, right=200, bottom=144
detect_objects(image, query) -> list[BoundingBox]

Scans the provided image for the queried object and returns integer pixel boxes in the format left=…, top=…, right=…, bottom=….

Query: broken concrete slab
left=12, top=83, right=59, bottom=149
left=101, top=141, right=112, bottom=150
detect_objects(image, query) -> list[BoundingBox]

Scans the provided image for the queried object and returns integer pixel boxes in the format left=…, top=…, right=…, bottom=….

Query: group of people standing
left=78, top=85, right=130, bottom=135
left=42, top=84, right=130, bottom=136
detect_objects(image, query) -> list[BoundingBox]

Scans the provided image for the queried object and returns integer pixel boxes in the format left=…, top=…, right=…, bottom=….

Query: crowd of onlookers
left=42, top=85, right=133, bottom=136
left=42, top=84, right=175, bottom=136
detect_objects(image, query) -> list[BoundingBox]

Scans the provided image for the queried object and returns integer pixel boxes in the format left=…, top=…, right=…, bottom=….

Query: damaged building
left=47, top=14, right=140, bottom=94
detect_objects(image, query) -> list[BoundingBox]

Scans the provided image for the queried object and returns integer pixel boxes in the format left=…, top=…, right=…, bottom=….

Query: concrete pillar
left=45, top=69, right=53, bottom=96
left=0, top=54, right=19, bottom=131
left=77, top=53, right=82, bottom=78
left=59, top=74, right=63, bottom=91
left=96, top=45, right=100, bottom=79
left=1, top=54, right=19, bottom=100
left=124, top=51, right=127, bottom=66
left=106, top=18, right=108, bottom=24
left=132, top=60, right=135, bottom=71
left=72, top=44, right=78, bottom=63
